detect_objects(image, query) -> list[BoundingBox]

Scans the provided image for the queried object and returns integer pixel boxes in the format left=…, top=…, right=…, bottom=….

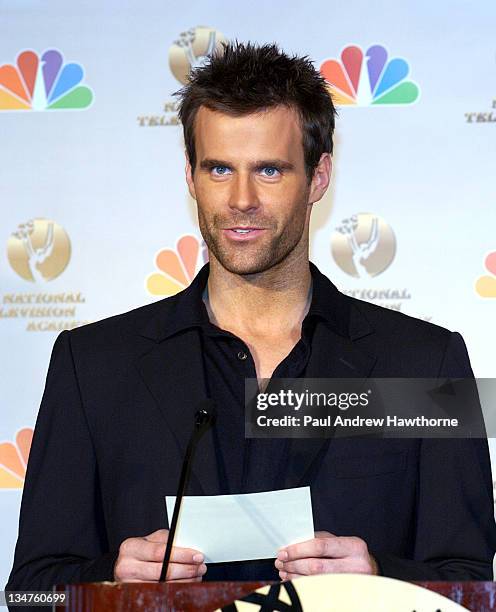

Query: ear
left=308, top=153, right=332, bottom=205
left=185, top=154, right=197, bottom=200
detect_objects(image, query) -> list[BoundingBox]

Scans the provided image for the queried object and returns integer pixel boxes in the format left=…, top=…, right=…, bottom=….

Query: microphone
left=159, top=399, right=217, bottom=582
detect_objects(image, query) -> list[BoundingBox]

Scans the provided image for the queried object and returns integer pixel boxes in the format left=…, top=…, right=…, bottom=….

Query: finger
left=278, top=535, right=360, bottom=562
left=277, top=536, right=336, bottom=561
left=277, top=557, right=333, bottom=576
left=121, top=576, right=205, bottom=584
left=123, top=539, right=204, bottom=564
left=125, top=576, right=203, bottom=584
left=170, top=546, right=205, bottom=564
left=164, top=561, right=208, bottom=581
left=315, top=531, right=333, bottom=539
left=143, top=530, right=204, bottom=562
left=280, top=557, right=371, bottom=576
left=279, top=570, right=302, bottom=581
left=121, top=560, right=207, bottom=582
left=144, top=529, right=169, bottom=542
left=122, top=579, right=159, bottom=583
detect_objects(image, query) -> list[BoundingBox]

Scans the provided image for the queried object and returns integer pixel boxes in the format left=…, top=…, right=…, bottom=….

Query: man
left=7, top=42, right=496, bottom=590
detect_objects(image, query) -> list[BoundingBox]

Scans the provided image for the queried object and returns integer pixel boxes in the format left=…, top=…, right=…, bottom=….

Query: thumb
left=144, top=528, right=169, bottom=542
left=315, top=531, right=334, bottom=539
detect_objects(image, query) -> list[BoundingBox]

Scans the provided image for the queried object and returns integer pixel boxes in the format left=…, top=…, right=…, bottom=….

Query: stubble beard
left=197, top=204, right=309, bottom=276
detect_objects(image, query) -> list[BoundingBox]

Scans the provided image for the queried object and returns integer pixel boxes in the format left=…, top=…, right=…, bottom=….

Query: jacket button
left=237, top=350, right=247, bottom=360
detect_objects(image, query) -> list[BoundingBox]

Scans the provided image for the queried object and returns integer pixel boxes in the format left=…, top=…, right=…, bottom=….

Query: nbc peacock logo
left=0, top=49, right=93, bottom=111
left=475, top=251, right=496, bottom=298
left=146, top=235, right=208, bottom=297
left=320, top=44, right=419, bottom=106
left=0, top=428, right=33, bottom=489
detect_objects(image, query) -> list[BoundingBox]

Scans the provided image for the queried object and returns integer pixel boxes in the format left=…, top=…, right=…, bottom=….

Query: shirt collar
left=157, top=261, right=351, bottom=340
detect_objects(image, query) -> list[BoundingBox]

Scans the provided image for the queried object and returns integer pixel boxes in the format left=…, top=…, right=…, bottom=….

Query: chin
left=205, top=233, right=299, bottom=276
left=217, top=259, right=271, bottom=276
left=216, top=250, right=290, bottom=276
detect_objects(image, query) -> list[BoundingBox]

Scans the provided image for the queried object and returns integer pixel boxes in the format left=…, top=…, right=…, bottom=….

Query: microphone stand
left=159, top=400, right=216, bottom=582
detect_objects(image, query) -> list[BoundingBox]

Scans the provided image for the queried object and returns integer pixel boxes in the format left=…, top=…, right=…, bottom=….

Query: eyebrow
left=199, top=158, right=295, bottom=171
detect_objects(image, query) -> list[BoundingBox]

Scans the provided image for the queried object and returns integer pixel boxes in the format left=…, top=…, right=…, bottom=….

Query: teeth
left=234, top=229, right=252, bottom=233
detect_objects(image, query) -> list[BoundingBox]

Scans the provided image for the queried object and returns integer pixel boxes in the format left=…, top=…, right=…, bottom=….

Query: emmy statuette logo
left=7, top=219, right=71, bottom=282
left=169, top=26, right=227, bottom=85
left=331, top=213, right=396, bottom=278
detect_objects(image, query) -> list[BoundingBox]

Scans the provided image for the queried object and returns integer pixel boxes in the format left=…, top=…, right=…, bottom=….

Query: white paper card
left=165, top=486, right=314, bottom=563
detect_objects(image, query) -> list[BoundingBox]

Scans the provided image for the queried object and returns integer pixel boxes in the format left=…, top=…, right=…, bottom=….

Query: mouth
left=223, top=227, right=266, bottom=241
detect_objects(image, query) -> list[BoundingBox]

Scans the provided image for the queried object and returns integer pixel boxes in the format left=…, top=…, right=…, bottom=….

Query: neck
left=204, top=247, right=312, bottom=338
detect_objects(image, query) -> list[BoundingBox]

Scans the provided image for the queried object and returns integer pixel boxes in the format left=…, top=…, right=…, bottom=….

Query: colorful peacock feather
left=0, top=428, right=33, bottom=488
left=146, top=235, right=208, bottom=296
left=320, top=44, right=419, bottom=106
left=0, top=49, right=93, bottom=111
left=476, top=251, right=496, bottom=298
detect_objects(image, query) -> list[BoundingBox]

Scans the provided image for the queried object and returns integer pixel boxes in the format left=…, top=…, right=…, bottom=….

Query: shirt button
left=237, top=350, right=248, bottom=361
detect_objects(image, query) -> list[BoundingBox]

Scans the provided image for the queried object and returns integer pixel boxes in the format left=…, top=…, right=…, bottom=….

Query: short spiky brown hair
left=176, top=41, right=336, bottom=180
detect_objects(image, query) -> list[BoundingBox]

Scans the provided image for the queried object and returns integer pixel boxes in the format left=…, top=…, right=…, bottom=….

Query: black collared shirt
left=171, top=262, right=336, bottom=492
left=168, top=262, right=339, bottom=581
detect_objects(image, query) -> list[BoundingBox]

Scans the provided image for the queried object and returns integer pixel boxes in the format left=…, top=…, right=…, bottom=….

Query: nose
left=228, top=172, right=260, bottom=213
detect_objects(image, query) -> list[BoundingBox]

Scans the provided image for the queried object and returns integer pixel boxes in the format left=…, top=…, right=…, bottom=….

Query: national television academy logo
left=331, top=213, right=396, bottom=278
left=0, top=49, right=93, bottom=111
left=7, top=219, right=71, bottom=282
left=320, top=44, right=420, bottom=106
left=137, top=26, right=226, bottom=127
left=475, top=251, right=496, bottom=298
left=0, top=428, right=33, bottom=489
left=169, top=26, right=227, bottom=85
left=146, top=235, right=208, bottom=296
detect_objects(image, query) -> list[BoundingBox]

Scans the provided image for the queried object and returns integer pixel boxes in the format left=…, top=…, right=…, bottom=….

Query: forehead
left=193, top=105, right=304, bottom=162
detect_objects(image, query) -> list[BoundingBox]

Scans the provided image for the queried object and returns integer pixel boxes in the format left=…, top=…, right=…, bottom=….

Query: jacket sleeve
left=5, top=330, right=118, bottom=592
left=374, top=331, right=496, bottom=580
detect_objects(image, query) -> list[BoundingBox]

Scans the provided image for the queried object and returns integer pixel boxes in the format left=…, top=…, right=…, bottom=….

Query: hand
left=114, top=528, right=207, bottom=582
left=274, top=531, right=378, bottom=581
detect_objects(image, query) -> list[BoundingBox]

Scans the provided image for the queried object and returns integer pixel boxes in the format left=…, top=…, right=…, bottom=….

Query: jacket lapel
left=281, top=306, right=378, bottom=489
left=136, top=326, right=221, bottom=497
left=134, top=263, right=378, bottom=499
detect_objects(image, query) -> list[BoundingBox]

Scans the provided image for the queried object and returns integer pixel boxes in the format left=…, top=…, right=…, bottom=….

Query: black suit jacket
left=6, top=264, right=496, bottom=590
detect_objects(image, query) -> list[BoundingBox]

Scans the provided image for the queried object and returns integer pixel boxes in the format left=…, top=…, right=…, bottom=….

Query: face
left=185, top=105, right=330, bottom=275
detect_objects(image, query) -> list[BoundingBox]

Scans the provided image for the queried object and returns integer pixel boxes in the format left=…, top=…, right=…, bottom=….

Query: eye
left=211, top=165, right=232, bottom=176
left=260, top=166, right=280, bottom=177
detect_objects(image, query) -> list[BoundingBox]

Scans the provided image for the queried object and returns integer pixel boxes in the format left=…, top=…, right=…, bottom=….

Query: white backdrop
left=1, top=0, right=495, bottom=587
